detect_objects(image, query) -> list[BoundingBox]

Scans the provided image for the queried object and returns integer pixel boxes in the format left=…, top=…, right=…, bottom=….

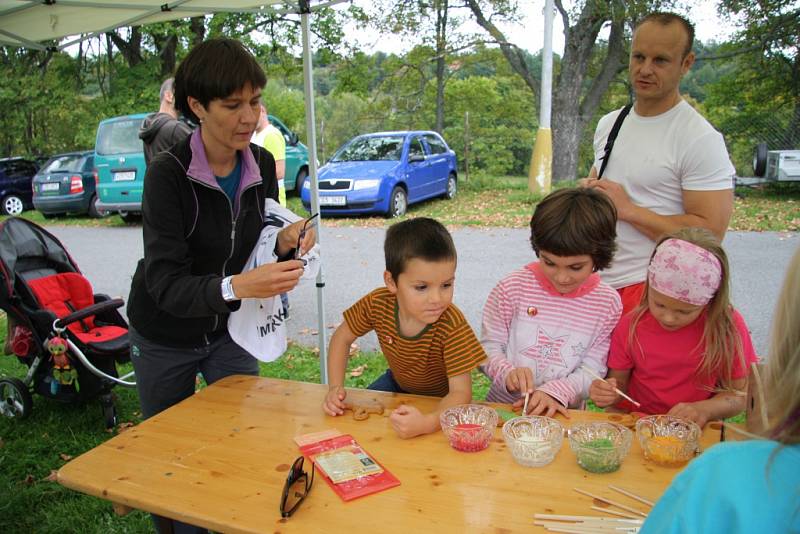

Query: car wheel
left=120, top=211, right=141, bottom=224
left=87, top=194, right=101, bottom=218
left=387, top=186, right=407, bottom=218
left=294, top=168, right=308, bottom=196
left=1, top=195, right=24, bottom=216
left=444, top=173, right=457, bottom=200
left=753, top=143, right=768, bottom=177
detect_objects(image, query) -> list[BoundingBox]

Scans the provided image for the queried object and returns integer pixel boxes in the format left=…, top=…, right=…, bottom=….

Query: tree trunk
left=190, top=16, right=206, bottom=47
left=434, top=0, right=448, bottom=133
left=107, top=26, right=143, bottom=68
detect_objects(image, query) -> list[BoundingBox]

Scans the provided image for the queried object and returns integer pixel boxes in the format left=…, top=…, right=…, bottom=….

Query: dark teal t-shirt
left=215, top=154, right=242, bottom=205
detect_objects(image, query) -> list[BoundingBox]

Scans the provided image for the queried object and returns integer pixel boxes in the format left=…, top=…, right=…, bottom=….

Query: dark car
left=300, top=131, right=457, bottom=217
left=32, top=150, right=100, bottom=218
left=0, top=157, right=39, bottom=215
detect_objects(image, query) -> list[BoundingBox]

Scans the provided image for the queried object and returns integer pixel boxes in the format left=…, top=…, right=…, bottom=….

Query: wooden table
left=58, top=376, right=722, bottom=533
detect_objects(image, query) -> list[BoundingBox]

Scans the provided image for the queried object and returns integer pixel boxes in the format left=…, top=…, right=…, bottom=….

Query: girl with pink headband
left=589, top=227, right=758, bottom=427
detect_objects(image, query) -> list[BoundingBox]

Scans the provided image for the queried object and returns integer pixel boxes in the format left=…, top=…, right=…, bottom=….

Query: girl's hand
left=505, top=367, right=535, bottom=395
left=589, top=378, right=621, bottom=408
left=512, top=391, right=569, bottom=418
left=323, top=385, right=347, bottom=416
left=668, top=402, right=710, bottom=428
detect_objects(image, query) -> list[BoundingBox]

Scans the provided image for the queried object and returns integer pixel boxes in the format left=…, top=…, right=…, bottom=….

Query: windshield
left=96, top=119, right=143, bottom=155
left=332, top=136, right=404, bottom=162
left=42, top=154, right=85, bottom=173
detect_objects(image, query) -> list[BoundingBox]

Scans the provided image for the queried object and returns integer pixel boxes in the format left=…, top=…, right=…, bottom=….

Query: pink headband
left=647, top=238, right=722, bottom=306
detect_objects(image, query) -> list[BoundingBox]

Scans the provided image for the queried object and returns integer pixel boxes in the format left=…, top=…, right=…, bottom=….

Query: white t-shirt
left=592, top=100, right=734, bottom=289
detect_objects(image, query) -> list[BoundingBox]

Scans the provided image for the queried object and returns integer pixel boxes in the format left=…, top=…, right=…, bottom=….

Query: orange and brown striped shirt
left=343, top=287, right=487, bottom=397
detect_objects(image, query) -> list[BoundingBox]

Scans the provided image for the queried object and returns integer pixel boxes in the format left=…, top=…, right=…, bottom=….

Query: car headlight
left=353, top=179, right=381, bottom=190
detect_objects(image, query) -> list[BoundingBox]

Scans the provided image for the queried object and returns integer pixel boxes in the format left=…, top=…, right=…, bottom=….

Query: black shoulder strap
left=597, top=104, right=632, bottom=179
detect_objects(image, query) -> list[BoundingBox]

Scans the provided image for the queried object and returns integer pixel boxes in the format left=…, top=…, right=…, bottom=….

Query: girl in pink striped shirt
left=481, top=188, right=622, bottom=416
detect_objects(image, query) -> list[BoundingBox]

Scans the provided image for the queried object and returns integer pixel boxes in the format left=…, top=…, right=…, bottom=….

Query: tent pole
left=300, top=1, right=328, bottom=384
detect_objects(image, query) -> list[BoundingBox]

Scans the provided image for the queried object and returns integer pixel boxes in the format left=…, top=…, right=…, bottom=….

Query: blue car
left=301, top=131, right=457, bottom=217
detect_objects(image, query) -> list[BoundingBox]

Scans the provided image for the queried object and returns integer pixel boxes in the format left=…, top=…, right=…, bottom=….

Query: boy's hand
left=513, top=390, right=569, bottom=418
left=323, top=385, right=347, bottom=416
left=505, top=367, right=535, bottom=395
left=389, top=404, right=434, bottom=439
left=589, top=378, right=621, bottom=408
left=668, top=402, right=710, bottom=428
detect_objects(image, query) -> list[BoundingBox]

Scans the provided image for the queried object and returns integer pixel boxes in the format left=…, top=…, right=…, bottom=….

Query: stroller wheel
left=0, top=378, right=33, bottom=419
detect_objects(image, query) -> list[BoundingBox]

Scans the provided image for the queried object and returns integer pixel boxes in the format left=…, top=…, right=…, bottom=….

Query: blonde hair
left=629, top=228, right=743, bottom=390
left=764, top=246, right=800, bottom=443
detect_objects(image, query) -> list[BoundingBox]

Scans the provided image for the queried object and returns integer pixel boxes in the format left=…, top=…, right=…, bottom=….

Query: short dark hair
left=530, top=188, right=617, bottom=271
left=385, top=217, right=457, bottom=280
left=173, top=38, right=267, bottom=123
left=635, top=12, right=695, bottom=57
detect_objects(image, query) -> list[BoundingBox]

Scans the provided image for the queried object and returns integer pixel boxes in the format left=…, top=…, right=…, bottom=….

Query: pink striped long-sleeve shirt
left=480, top=262, right=622, bottom=407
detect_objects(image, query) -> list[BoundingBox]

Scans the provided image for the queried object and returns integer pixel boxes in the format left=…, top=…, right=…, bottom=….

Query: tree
left=466, top=0, right=673, bottom=181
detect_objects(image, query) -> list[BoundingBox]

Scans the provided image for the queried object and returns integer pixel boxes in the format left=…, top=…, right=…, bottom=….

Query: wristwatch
left=221, top=276, right=239, bottom=302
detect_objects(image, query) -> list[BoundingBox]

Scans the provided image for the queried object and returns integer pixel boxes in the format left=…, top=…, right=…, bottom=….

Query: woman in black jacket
left=128, top=38, right=313, bottom=420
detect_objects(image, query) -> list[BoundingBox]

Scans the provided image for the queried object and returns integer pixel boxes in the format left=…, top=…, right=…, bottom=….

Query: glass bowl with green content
left=567, top=421, right=633, bottom=473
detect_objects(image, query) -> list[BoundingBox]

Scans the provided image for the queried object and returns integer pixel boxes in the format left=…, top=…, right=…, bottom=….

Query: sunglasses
left=280, top=455, right=315, bottom=518
left=295, top=213, right=319, bottom=260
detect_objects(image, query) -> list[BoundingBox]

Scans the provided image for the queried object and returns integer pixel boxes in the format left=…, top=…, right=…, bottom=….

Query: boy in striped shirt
left=323, top=217, right=487, bottom=438
left=481, top=188, right=622, bottom=417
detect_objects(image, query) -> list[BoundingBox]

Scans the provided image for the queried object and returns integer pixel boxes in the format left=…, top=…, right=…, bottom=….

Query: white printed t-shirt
left=592, top=100, right=735, bottom=289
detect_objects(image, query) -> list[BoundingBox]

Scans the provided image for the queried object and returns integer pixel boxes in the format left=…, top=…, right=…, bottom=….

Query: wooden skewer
left=591, top=506, right=640, bottom=519
left=535, top=523, right=639, bottom=533
left=573, top=488, right=648, bottom=518
left=523, top=391, right=530, bottom=415
left=534, top=514, right=642, bottom=524
left=608, top=485, right=655, bottom=507
left=579, top=365, right=641, bottom=407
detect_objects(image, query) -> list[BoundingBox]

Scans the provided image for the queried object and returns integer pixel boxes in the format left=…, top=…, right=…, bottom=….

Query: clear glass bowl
left=567, top=421, right=632, bottom=473
left=502, top=416, right=564, bottom=467
left=636, top=415, right=701, bottom=467
left=440, top=404, right=498, bottom=452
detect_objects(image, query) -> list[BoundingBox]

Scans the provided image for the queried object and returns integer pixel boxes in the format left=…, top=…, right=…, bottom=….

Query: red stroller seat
left=27, top=272, right=128, bottom=353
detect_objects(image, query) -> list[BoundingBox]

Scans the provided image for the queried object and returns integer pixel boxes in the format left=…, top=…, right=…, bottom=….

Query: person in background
left=584, top=12, right=735, bottom=315
left=323, top=217, right=486, bottom=439
left=589, top=228, right=757, bottom=428
left=640, top=245, right=800, bottom=533
left=481, top=188, right=621, bottom=417
left=127, top=38, right=313, bottom=534
left=138, top=77, right=193, bottom=166
left=252, top=103, right=290, bottom=316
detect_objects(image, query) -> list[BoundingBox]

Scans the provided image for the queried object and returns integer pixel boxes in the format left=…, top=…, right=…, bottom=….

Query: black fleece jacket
left=127, top=132, right=278, bottom=348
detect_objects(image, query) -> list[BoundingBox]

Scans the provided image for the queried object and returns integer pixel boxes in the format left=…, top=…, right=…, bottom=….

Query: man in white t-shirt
left=585, top=12, right=734, bottom=314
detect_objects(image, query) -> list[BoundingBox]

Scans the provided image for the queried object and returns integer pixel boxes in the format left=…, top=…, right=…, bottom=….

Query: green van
left=94, top=113, right=148, bottom=222
left=94, top=113, right=308, bottom=221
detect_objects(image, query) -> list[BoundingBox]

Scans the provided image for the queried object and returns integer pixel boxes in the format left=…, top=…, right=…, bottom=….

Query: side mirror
left=408, top=154, right=425, bottom=163
left=289, top=132, right=299, bottom=146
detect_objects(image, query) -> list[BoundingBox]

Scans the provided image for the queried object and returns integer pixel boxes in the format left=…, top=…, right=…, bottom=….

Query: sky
left=345, top=0, right=739, bottom=57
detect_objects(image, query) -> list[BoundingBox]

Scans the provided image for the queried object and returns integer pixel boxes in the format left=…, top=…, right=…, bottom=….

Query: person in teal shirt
left=642, top=246, right=800, bottom=533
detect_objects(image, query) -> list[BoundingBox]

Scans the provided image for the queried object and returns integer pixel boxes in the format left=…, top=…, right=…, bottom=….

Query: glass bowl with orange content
left=636, top=415, right=702, bottom=467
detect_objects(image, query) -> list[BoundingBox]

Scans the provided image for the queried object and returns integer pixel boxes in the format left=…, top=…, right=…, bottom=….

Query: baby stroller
left=0, top=217, right=134, bottom=428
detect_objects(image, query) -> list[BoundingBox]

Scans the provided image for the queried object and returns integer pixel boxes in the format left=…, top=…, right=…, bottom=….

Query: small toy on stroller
left=0, top=217, right=134, bottom=428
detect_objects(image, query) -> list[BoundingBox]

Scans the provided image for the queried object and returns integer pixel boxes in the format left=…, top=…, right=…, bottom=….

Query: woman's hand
left=589, top=378, right=621, bottom=408
left=276, top=218, right=317, bottom=258
left=505, top=367, right=535, bottom=395
left=231, top=260, right=304, bottom=299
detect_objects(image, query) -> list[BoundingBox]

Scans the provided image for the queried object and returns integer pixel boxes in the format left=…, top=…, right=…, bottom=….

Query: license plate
left=113, top=171, right=136, bottom=182
left=319, top=195, right=346, bottom=206
left=41, top=183, right=60, bottom=192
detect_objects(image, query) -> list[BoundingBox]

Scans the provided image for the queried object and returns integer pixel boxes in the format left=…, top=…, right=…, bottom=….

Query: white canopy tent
left=0, top=0, right=336, bottom=382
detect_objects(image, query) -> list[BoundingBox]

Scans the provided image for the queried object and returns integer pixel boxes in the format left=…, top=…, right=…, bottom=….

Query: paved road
left=46, top=225, right=798, bottom=359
